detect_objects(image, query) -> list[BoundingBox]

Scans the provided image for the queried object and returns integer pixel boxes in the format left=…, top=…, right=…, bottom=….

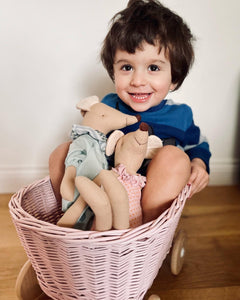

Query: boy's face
left=113, top=42, right=176, bottom=112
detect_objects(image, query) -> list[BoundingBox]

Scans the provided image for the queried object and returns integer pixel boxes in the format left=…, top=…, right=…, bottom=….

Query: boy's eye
left=148, top=64, right=160, bottom=71
left=121, top=64, right=132, bottom=71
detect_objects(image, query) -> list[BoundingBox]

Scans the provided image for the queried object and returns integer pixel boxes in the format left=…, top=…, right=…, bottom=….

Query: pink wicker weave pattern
left=9, top=176, right=190, bottom=300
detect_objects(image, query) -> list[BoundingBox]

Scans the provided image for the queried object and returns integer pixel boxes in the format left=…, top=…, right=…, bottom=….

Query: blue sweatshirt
left=102, top=93, right=211, bottom=173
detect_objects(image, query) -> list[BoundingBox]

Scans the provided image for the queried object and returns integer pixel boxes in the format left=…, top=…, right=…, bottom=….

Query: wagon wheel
left=147, top=294, right=161, bottom=300
left=16, top=260, right=50, bottom=300
left=170, top=229, right=186, bottom=275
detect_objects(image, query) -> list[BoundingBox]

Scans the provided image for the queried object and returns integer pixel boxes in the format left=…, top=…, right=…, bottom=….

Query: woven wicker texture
left=9, top=176, right=190, bottom=300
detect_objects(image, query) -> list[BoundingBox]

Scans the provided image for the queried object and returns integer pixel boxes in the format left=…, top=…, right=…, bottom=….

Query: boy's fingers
left=188, top=171, right=197, bottom=185
left=189, top=173, right=209, bottom=197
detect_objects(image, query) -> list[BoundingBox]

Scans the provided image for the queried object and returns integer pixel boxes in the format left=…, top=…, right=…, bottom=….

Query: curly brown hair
left=101, top=0, right=195, bottom=90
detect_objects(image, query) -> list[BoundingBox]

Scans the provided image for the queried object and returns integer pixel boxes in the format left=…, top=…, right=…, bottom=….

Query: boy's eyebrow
left=150, top=59, right=166, bottom=65
left=114, top=59, right=130, bottom=65
left=114, top=59, right=167, bottom=65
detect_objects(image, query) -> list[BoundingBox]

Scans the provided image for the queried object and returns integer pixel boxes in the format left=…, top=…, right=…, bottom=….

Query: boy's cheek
left=114, top=77, right=128, bottom=91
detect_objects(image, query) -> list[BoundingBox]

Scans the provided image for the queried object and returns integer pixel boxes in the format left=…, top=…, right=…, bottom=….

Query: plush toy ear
left=106, top=130, right=124, bottom=156
left=76, top=95, right=100, bottom=112
left=145, top=136, right=163, bottom=159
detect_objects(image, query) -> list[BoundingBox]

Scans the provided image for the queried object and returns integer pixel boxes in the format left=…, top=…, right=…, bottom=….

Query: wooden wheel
left=170, top=229, right=186, bottom=275
left=147, top=294, right=161, bottom=300
left=15, top=260, right=49, bottom=300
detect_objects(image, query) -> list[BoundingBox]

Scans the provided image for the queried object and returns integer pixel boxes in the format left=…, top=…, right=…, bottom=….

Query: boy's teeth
left=132, top=93, right=149, bottom=99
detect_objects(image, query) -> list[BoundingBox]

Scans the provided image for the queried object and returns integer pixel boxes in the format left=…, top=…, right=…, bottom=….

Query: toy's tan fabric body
left=58, top=119, right=163, bottom=231
left=70, top=124, right=151, bottom=231
left=57, top=96, right=139, bottom=230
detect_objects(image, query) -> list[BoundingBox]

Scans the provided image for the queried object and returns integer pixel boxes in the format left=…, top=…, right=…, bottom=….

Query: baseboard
left=0, top=166, right=49, bottom=193
left=0, top=160, right=239, bottom=193
left=209, top=159, right=240, bottom=185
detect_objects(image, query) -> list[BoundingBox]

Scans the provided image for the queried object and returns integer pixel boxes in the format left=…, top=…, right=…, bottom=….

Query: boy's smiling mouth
left=128, top=93, right=152, bottom=103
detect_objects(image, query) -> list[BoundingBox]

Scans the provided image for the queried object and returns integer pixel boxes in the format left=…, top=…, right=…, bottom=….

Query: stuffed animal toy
left=105, top=122, right=163, bottom=228
left=57, top=95, right=140, bottom=229
left=58, top=121, right=162, bottom=231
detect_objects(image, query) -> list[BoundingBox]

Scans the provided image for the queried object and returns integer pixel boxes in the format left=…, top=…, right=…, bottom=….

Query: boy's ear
left=170, top=82, right=178, bottom=92
left=106, top=130, right=124, bottom=156
left=145, top=136, right=163, bottom=159
left=76, top=95, right=100, bottom=112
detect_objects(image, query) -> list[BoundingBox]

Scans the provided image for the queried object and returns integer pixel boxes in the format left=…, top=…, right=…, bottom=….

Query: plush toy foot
left=15, top=260, right=50, bottom=300
left=147, top=294, right=161, bottom=300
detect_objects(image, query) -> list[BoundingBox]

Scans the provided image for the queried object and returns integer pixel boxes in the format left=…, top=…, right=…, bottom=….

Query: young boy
left=49, top=0, right=211, bottom=223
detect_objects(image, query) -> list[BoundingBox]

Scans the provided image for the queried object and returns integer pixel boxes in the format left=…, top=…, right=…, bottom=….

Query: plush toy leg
left=95, top=170, right=129, bottom=230
left=57, top=195, right=87, bottom=227
left=75, top=176, right=112, bottom=231
left=15, top=260, right=48, bottom=300
left=60, top=166, right=76, bottom=202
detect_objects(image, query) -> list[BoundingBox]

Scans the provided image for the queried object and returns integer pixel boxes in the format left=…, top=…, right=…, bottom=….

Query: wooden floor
left=1, top=186, right=240, bottom=300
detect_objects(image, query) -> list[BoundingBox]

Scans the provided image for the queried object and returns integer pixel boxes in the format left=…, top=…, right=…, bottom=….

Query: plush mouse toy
left=57, top=96, right=140, bottom=229
left=58, top=122, right=162, bottom=231
left=105, top=122, right=163, bottom=228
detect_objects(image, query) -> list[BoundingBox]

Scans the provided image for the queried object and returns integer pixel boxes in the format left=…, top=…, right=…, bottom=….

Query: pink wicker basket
left=9, top=176, right=190, bottom=300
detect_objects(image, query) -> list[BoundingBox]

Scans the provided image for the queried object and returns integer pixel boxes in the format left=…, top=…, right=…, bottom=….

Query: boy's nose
left=130, top=70, right=147, bottom=87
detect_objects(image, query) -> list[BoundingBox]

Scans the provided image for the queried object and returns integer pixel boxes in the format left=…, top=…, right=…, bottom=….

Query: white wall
left=1, top=0, right=240, bottom=192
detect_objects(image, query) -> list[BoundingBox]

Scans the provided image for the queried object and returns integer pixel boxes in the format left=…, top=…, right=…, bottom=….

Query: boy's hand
left=188, top=158, right=209, bottom=197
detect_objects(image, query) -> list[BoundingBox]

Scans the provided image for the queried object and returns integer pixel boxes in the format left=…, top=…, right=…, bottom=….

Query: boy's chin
left=129, top=101, right=152, bottom=112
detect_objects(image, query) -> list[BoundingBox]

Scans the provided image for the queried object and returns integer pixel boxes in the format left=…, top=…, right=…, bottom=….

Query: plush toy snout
left=139, top=122, right=149, bottom=132
left=134, top=122, right=149, bottom=146
left=75, top=96, right=140, bottom=135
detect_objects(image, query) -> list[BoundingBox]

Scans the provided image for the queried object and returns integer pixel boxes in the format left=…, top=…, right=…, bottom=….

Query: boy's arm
left=184, top=136, right=211, bottom=197
left=185, top=140, right=211, bottom=173
left=188, top=157, right=209, bottom=197
left=182, top=107, right=211, bottom=197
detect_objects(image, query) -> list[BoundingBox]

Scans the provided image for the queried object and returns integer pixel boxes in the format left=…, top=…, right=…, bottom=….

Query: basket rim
left=9, top=176, right=191, bottom=244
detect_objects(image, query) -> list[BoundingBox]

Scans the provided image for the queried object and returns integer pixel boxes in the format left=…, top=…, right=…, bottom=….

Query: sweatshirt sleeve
left=185, top=139, right=211, bottom=173
left=183, top=110, right=211, bottom=173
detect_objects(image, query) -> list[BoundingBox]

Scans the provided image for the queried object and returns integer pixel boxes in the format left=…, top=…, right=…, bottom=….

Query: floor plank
left=0, top=202, right=27, bottom=300
left=150, top=235, right=240, bottom=290
left=146, top=286, right=240, bottom=300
